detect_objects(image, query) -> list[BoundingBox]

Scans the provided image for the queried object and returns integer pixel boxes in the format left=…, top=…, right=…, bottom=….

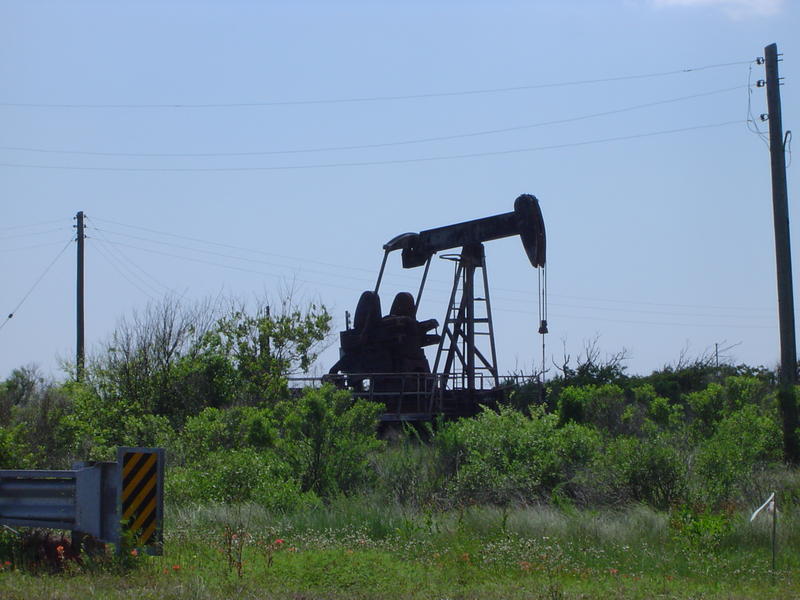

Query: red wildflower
left=130, top=549, right=139, bottom=557
left=274, top=538, right=284, bottom=545
left=172, top=564, right=181, bottom=571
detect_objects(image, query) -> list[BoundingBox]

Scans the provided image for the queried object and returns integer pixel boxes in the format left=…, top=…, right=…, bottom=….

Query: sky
left=1, top=0, right=798, bottom=382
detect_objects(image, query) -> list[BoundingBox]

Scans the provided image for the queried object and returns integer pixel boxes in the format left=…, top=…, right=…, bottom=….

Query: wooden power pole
left=764, top=43, right=799, bottom=465
left=76, top=211, right=85, bottom=381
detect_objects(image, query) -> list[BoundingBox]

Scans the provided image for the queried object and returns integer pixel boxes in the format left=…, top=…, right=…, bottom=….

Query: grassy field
left=0, top=501, right=797, bottom=599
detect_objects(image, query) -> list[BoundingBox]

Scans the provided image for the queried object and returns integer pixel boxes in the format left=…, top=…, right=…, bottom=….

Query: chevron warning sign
left=118, top=447, right=164, bottom=552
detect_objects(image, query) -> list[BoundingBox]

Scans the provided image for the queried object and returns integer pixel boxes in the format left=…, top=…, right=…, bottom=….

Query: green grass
left=0, top=501, right=798, bottom=599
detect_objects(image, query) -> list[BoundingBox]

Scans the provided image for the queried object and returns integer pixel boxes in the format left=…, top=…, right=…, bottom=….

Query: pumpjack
left=327, top=194, right=547, bottom=421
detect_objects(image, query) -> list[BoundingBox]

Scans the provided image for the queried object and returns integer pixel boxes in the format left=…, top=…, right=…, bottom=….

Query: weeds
left=0, top=503, right=797, bottom=599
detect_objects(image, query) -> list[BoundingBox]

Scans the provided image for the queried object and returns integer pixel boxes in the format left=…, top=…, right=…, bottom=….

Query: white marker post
left=750, top=492, right=777, bottom=571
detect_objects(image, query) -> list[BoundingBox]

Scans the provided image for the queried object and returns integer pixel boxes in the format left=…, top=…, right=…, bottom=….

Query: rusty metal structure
left=326, top=194, right=546, bottom=421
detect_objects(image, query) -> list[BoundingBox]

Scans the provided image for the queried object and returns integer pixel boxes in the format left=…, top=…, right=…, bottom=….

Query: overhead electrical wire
left=92, top=237, right=171, bottom=299
left=88, top=218, right=180, bottom=297
left=93, top=226, right=392, bottom=287
left=0, top=120, right=744, bottom=172
left=91, top=216, right=383, bottom=276
left=92, top=237, right=158, bottom=300
left=0, top=219, right=66, bottom=231
left=97, top=238, right=362, bottom=294
left=530, top=310, right=775, bottom=330
left=95, top=226, right=774, bottom=327
left=0, top=60, right=754, bottom=109
left=745, top=62, right=770, bottom=147
left=0, top=227, right=69, bottom=241
left=540, top=291, right=773, bottom=313
left=0, top=240, right=74, bottom=253
left=93, top=216, right=774, bottom=315
left=98, top=236, right=772, bottom=330
left=0, top=85, right=747, bottom=158
left=0, top=237, right=73, bottom=333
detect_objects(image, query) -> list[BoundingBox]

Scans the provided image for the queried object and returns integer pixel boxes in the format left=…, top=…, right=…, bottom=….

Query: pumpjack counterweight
left=327, top=194, right=546, bottom=420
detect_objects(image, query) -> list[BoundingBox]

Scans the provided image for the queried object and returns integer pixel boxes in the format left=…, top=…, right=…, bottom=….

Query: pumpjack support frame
left=328, top=194, right=546, bottom=419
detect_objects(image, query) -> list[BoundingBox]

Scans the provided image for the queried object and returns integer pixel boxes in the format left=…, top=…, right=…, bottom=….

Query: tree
left=198, top=294, right=331, bottom=405
left=85, top=292, right=331, bottom=424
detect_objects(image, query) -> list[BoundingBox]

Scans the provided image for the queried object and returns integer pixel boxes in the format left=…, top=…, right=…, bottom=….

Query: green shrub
left=178, top=405, right=275, bottom=464
left=557, top=383, right=643, bottom=435
left=0, top=424, right=32, bottom=469
left=272, top=385, right=383, bottom=498
left=371, top=436, right=445, bottom=507
left=59, top=381, right=174, bottom=462
left=692, top=404, right=782, bottom=506
left=670, top=504, right=732, bottom=551
left=166, top=448, right=284, bottom=504
left=252, top=476, right=322, bottom=514
left=685, top=376, right=774, bottom=440
left=574, top=435, right=686, bottom=509
left=435, top=405, right=600, bottom=505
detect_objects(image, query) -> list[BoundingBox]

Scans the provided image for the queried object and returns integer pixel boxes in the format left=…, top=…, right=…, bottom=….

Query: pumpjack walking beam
left=379, top=194, right=546, bottom=394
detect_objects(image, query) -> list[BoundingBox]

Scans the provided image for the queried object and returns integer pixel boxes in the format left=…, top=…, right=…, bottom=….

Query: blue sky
left=1, top=0, right=798, bottom=380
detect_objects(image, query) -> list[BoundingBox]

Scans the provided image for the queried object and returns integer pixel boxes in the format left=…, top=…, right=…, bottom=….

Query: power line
left=97, top=238, right=362, bottom=293
left=91, top=236, right=174, bottom=298
left=91, top=237, right=157, bottom=300
left=0, top=219, right=66, bottom=231
left=539, top=310, right=776, bottom=330
left=0, top=227, right=68, bottom=241
left=88, top=219, right=179, bottom=296
left=0, top=238, right=73, bottom=333
left=95, top=226, right=384, bottom=285
left=0, top=60, right=754, bottom=109
left=0, top=85, right=746, bottom=158
left=97, top=229, right=774, bottom=326
left=92, top=217, right=394, bottom=276
left=500, top=289, right=774, bottom=313
left=0, top=240, right=74, bottom=253
left=102, top=236, right=770, bottom=329
left=538, top=299, right=772, bottom=321
left=92, top=216, right=774, bottom=315
left=0, top=120, right=744, bottom=172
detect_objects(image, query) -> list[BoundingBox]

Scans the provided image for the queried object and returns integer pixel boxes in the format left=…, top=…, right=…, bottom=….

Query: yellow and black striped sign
left=119, top=448, right=163, bottom=548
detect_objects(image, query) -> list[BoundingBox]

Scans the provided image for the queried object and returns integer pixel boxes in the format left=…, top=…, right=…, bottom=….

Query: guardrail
left=0, top=447, right=164, bottom=553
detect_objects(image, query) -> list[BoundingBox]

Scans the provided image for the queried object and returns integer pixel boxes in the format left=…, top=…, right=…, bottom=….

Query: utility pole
left=76, top=211, right=85, bottom=382
left=764, top=43, right=799, bottom=464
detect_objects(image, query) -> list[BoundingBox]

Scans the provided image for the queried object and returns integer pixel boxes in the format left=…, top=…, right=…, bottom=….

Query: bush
left=178, top=405, right=275, bottom=464
left=371, top=434, right=445, bottom=507
left=435, top=405, right=601, bottom=505
left=557, top=384, right=644, bottom=435
left=573, top=435, right=686, bottom=509
left=272, top=385, right=383, bottom=498
left=167, top=448, right=276, bottom=503
left=59, top=381, right=174, bottom=462
left=0, top=424, right=32, bottom=469
left=692, top=404, right=782, bottom=506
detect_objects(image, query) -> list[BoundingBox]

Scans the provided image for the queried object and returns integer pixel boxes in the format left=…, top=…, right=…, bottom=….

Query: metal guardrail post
left=0, top=447, right=164, bottom=554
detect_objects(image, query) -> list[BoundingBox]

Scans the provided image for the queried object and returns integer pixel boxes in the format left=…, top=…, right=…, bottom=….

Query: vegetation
left=1, top=295, right=799, bottom=597
left=0, top=502, right=798, bottom=599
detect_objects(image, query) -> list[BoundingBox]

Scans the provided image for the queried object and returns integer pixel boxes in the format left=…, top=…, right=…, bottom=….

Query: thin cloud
left=652, top=0, right=784, bottom=18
